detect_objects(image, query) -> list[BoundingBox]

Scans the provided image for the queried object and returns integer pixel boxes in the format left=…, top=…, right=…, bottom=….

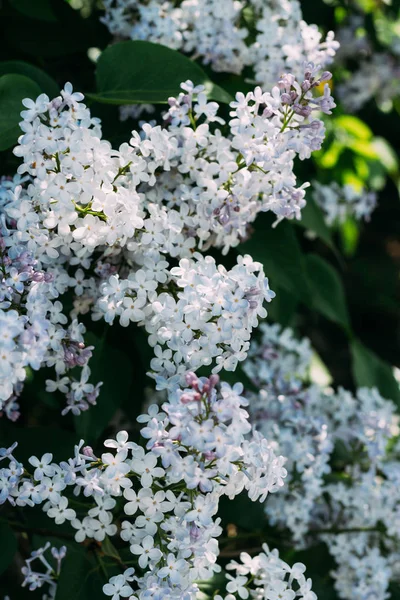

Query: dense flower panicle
left=0, top=376, right=287, bottom=600
left=312, top=181, right=377, bottom=226
left=11, top=75, right=333, bottom=264
left=335, top=15, right=400, bottom=111
left=101, top=0, right=339, bottom=89
left=220, top=544, right=317, bottom=600
left=0, top=73, right=334, bottom=414
left=137, top=72, right=334, bottom=255
left=95, top=253, right=275, bottom=387
left=244, top=323, right=400, bottom=600
left=245, top=322, right=313, bottom=385
left=0, top=179, right=100, bottom=418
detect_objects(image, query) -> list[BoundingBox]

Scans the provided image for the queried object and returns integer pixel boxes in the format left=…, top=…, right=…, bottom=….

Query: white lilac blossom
left=0, top=375, right=287, bottom=600
left=2, top=74, right=333, bottom=403
left=244, top=323, right=400, bottom=600
left=335, top=15, right=400, bottom=111
left=220, top=544, right=317, bottom=600
left=0, top=184, right=100, bottom=419
left=21, top=542, right=66, bottom=600
left=12, top=74, right=333, bottom=260
left=101, top=0, right=339, bottom=90
left=95, top=253, right=275, bottom=386
left=312, top=181, right=377, bottom=226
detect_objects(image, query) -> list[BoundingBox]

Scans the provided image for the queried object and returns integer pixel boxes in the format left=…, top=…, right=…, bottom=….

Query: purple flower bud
left=185, top=371, right=199, bottom=389
left=64, top=348, right=77, bottom=368
left=82, top=446, right=97, bottom=459
left=218, top=205, right=230, bottom=226
left=202, top=382, right=210, bottom=393
left=180, top=393, right=195, bottom=404
left=293, top=104, right=312, bottom=118
left=262, top=107, right=274, bottom=118
left=189, top=525, right=201, bottom=541
left=31, top=272, right=45, bottom=282
left=50, top=97, right=63, bottom=110
left=209, top=374, right=220, bottom=389
left=320, top=71, right=332, bottom=82
left=280, top=93, right=292, bottom=105
left=203, top=451, right=216, bottom=461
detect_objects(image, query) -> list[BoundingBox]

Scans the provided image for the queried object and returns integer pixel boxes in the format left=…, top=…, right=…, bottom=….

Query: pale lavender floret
left=0, top=377, right=288, bottom=600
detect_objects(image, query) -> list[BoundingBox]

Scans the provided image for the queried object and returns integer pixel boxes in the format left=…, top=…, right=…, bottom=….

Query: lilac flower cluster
left=96, top=253, right=275, bottom=387
left=312, top=181, right=377, bottom=226
left=101, top=0, right=339, bottom=90
left=244, top=323, right=400, bottom=600
left=335, top=15, right=400, bottom=111
left=0, top=70, right=333, bottom=413
left=0, top=187, right=100, bottom=419
left=0, top=375, right=297, bottom=600
left=219, top=544, right=317, bottom=600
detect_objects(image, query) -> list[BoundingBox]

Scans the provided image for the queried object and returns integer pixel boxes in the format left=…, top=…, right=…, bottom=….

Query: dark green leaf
left=339, top=217, right=360, bottom=257
left=240, top=214, right=311, bottom=304
left=101, top=537, right=121, bottom=562
left=4, top=1, right=110, bottom=58
left=92, top=41, right=233, bottom=105
left=0, top=61, right=59, bottom=98
left=0, top=523, right=17, bottom=576
left=266, top=286, right=298, bottom=327
left=10, top=0, right=57, bottom=21
left=219, top=492, right=266, bottom=531
left=351, top=340, right=400, bottom=406
left=296, top=196, right=335, bottom=250
left=0, top=74, right=41, bottom=151
left=74, top=332, right=134, bottom=443
left=305, top=254, right=351, bottom=332
left=55, top=543, right=104, bottom=600
left=0, top=425, right=79, bottom=464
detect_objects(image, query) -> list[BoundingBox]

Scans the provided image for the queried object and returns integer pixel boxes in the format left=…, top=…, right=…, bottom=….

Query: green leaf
left=296, top=196, right=334, bottom=250
left=351, top=340, right=400, bottom=406
left=10, top=0, right=57, bottom=21
left=0, top=74, right=41, bottom=151
left=101, top=537, right=121, bottom=562
left=347, top=139, right=379, bottom=160
left=240, top=214, right=311, bottom=304
left=0, top=425, right=79, bottom=464
left=74, top=332, right=134, bottom=443
left=4, top=1, right=109, bottom=58
left=55, top=543, right=104, bottom=600
left=0, top=61, right=59, bottom=98
left=317, top=140, right=343, bottom=168
left=219, top=492, right=266, bottom=531
left=339, top=218, right=360, bottom=257
left=266, top=286, right=298, bottom=328
left=371, top=137, right=399, bottom=174
left=91, top=41, right=233, bottom=105
left=0, top=524, right=17, bottom=576
left=305, top=254, right=351, bottom=332
left=335, top=115, right=373, bottom=140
